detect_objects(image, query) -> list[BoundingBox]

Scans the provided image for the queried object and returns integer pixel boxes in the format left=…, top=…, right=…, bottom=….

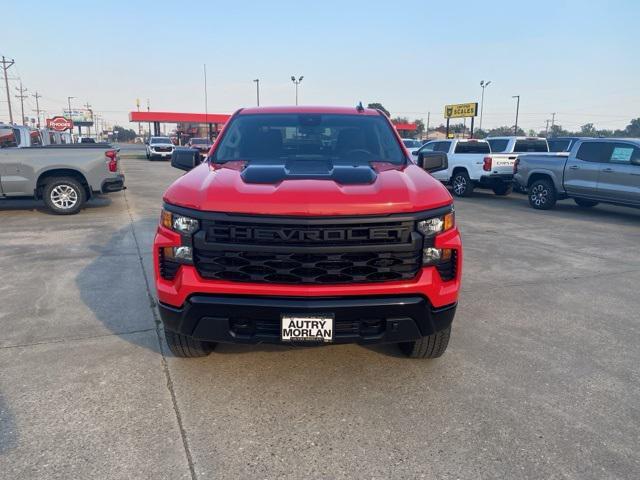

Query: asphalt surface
left=1, top=144, right=639, bottom=479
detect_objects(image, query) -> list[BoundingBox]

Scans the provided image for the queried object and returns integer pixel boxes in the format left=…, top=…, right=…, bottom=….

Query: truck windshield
left=454, top=141, right=490, bottom=154
left=151, top=137, right=171, bottom=144
left=513, top=139, right=548, bottom=152
left=213, top=114, right=405, bottom=165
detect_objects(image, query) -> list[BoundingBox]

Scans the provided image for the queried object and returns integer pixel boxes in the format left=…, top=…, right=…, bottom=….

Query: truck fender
left=526, top=168, right=564, bottom=194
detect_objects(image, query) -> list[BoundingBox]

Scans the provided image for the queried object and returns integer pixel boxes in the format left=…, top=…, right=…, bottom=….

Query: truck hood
left=163, top=162, right=452, bottom=216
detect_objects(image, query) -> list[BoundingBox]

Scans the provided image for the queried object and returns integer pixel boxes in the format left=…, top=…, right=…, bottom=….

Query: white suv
left=146, top=136, right=175, bottom=160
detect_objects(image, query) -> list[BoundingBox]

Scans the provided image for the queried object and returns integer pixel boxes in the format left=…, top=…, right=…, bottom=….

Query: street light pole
left=67, top=96, right=75, bottom=140
left=291, top=75, right=303, bottom=105
left=512, top=95, right=520, bottom=135
left=479, top=80, right=491, bottom=132
left=253, top=79, right=260, bottom=106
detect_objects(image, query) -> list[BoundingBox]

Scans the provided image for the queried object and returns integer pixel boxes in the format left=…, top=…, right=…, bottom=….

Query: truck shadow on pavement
left=0, top=196, right=112, bottom=214
left=0, top=394, right=18, bottom=455
left=75, top=220, right=161, bottom=354
left=75, top=220, right=409, bottom=359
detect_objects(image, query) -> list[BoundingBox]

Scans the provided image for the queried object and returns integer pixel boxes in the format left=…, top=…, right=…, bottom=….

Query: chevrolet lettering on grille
left=208, top=225, right=412, bottom=243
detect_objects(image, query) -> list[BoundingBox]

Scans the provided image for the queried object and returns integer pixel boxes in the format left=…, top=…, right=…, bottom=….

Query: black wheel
left=399, top=326, right=451, bottom=359
left=451, top=171, right=474, bottom=197
left=574, top=198, right=598, bottom=208
left=42, top=177, right=86, bottom=215
left=492, top=184, right=513, bottom=196
left=164, top=329, right=215, bottom=358
left=528, top=178, right=557, bottom=210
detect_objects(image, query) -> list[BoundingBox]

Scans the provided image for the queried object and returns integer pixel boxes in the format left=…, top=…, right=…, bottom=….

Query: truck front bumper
left=159, top=295, right=456, bottom=345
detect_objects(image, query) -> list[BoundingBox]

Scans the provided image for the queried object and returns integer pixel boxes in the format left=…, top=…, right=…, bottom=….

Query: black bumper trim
left=159, top=295, right=456, bottom=345
left=101, top=175, right=125, bottom=193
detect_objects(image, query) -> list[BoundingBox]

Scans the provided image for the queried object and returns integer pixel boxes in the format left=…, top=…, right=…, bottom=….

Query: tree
left=391, top=116, right=409, bottom=124
left=549, top=124, right=569, bottom=137
left=624, top=118, right=640, bottom=137
left=113, top=125, right=137, bottom=142
left=579, top=123, right=598, bottom=137
left=367, top=103, right=390, bottom=117
left=414, top=119, right=425, bottom=135
left=486, top=126, right=525, bottom=136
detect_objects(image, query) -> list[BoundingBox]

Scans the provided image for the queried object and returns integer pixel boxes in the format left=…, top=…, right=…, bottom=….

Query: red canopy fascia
left=129, top=111, right=231, bottom=124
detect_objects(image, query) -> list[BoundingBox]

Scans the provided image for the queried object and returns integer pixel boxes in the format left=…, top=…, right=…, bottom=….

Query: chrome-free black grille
left=192, top=215, right=425, bottom=285
left=194, top=249, right=421, bottom=284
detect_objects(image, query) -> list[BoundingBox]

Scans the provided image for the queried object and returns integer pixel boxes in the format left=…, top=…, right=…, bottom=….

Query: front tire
left=492, top=183, right=513, bottom=196
left=42, top=177, right=86, bottom=215
left=164, top=329, right=215, bottom=358
left=574, top=198, right=598, bottom=208
left=399, top=326, right=451, bottom=359
left=528, top=179, right=557, bottom=210
left=451, top=171, right=474, bottom=197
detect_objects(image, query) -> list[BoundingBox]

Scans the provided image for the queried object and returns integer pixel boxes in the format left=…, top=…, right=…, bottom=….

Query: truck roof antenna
left=356, top=101, right=364, bottom=112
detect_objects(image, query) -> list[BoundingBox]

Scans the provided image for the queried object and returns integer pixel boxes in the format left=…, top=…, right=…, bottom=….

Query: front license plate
left=281, top=315, right=333, bottom=343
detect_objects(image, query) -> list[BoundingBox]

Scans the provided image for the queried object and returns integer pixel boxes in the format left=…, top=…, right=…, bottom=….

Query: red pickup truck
left=154, top=106, right=462, bottom=359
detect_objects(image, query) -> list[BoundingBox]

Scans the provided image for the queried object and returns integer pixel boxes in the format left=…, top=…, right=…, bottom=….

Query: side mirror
left=171, top=147, right=201, bottom=171
left=419, top=152, right=448, bottom=173
left=411, top=150, right=419, bottom=156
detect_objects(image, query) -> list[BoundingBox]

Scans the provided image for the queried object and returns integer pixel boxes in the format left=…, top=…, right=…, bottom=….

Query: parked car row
left=410, top=135, right=640, bottom=212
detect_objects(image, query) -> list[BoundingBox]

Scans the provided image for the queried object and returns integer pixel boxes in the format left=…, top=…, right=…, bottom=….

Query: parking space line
left=123, top=188, right=199, bottom=480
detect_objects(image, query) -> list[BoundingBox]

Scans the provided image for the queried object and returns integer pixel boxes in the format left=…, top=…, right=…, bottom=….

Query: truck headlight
left=423, top=247, right=453, bottom=265
left=162, top=246, right=193, bottom=263
left=417, top=211, right=455, bottom=236
left=161, top=210, right=200, bottom=235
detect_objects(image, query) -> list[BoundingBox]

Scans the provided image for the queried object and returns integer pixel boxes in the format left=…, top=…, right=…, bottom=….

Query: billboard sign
left=444, top=102, right=478, bottom=119
left=64, top=109, right=94, bottom=126
left=46, top=116, right=74, bottom=132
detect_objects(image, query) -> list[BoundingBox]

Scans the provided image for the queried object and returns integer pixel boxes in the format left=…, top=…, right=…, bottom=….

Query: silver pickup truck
left=513, top=138, right=640, bottom=210
left=0, top=124, right=125, bottom=214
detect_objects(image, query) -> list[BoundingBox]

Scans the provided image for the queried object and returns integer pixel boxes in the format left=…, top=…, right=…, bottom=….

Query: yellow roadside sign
left=444, top=102, right=478, bottom=118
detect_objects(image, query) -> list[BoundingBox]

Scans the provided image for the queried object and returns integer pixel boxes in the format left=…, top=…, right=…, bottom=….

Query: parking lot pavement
left=1, top=147, right=639, bottom=479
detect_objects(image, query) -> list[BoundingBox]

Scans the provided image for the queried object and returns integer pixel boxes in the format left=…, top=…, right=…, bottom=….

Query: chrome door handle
left=568, top=165, right=579, bottom=170
left=601, top=168, right=614, bottom=173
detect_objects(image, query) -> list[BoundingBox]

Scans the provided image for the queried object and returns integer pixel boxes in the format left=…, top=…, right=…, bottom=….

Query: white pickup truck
left=415, top=138, right=514, bottom=197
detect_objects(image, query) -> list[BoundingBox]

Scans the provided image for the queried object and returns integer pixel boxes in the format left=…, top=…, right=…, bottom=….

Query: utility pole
left=146, top=98, right=150, bottom=138
left=291, top=75, right=303, bottom=105
left=426, top=111, right=430, bottom=140
left=545, top=119, right=550, bottom=137
left=253, top=78, right=260, bottom=106
left=136, top=98, right=141, bottom=135
left=84, top=101, right=92, bottom=137
left=512, top=95, right=520, bottom=135
left=204, top=64, right=211, bottom=139
left=15, top=81, right=28, bottom=125
left=32, top=91, right=42, bottom=127
left=551, top=112, right=556, bottom=131
left=479, top=80, right=491, bottom=132
left=1, top=56, right=15, bottom=123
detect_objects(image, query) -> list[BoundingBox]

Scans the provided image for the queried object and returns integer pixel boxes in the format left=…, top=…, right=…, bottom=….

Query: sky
left=1, top=0, right=639, bottom=133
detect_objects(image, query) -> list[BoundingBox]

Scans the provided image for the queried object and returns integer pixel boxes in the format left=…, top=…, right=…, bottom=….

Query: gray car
left=0, top=124, right=125, bottom=214
left=513, top=138, right=640, bottom=210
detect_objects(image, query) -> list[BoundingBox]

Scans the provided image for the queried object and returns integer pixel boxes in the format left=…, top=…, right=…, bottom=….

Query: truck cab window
left=576, top=142, right=613, bottom=163
left=609, top=143, right=639, bottom=165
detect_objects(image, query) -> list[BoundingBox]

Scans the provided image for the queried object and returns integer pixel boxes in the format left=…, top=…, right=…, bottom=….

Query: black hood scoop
left=240, top=159, right=377, bottom=185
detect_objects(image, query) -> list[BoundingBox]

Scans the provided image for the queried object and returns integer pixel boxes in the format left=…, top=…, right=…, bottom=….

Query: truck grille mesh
left=193, top=217, right=423, bottom=285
